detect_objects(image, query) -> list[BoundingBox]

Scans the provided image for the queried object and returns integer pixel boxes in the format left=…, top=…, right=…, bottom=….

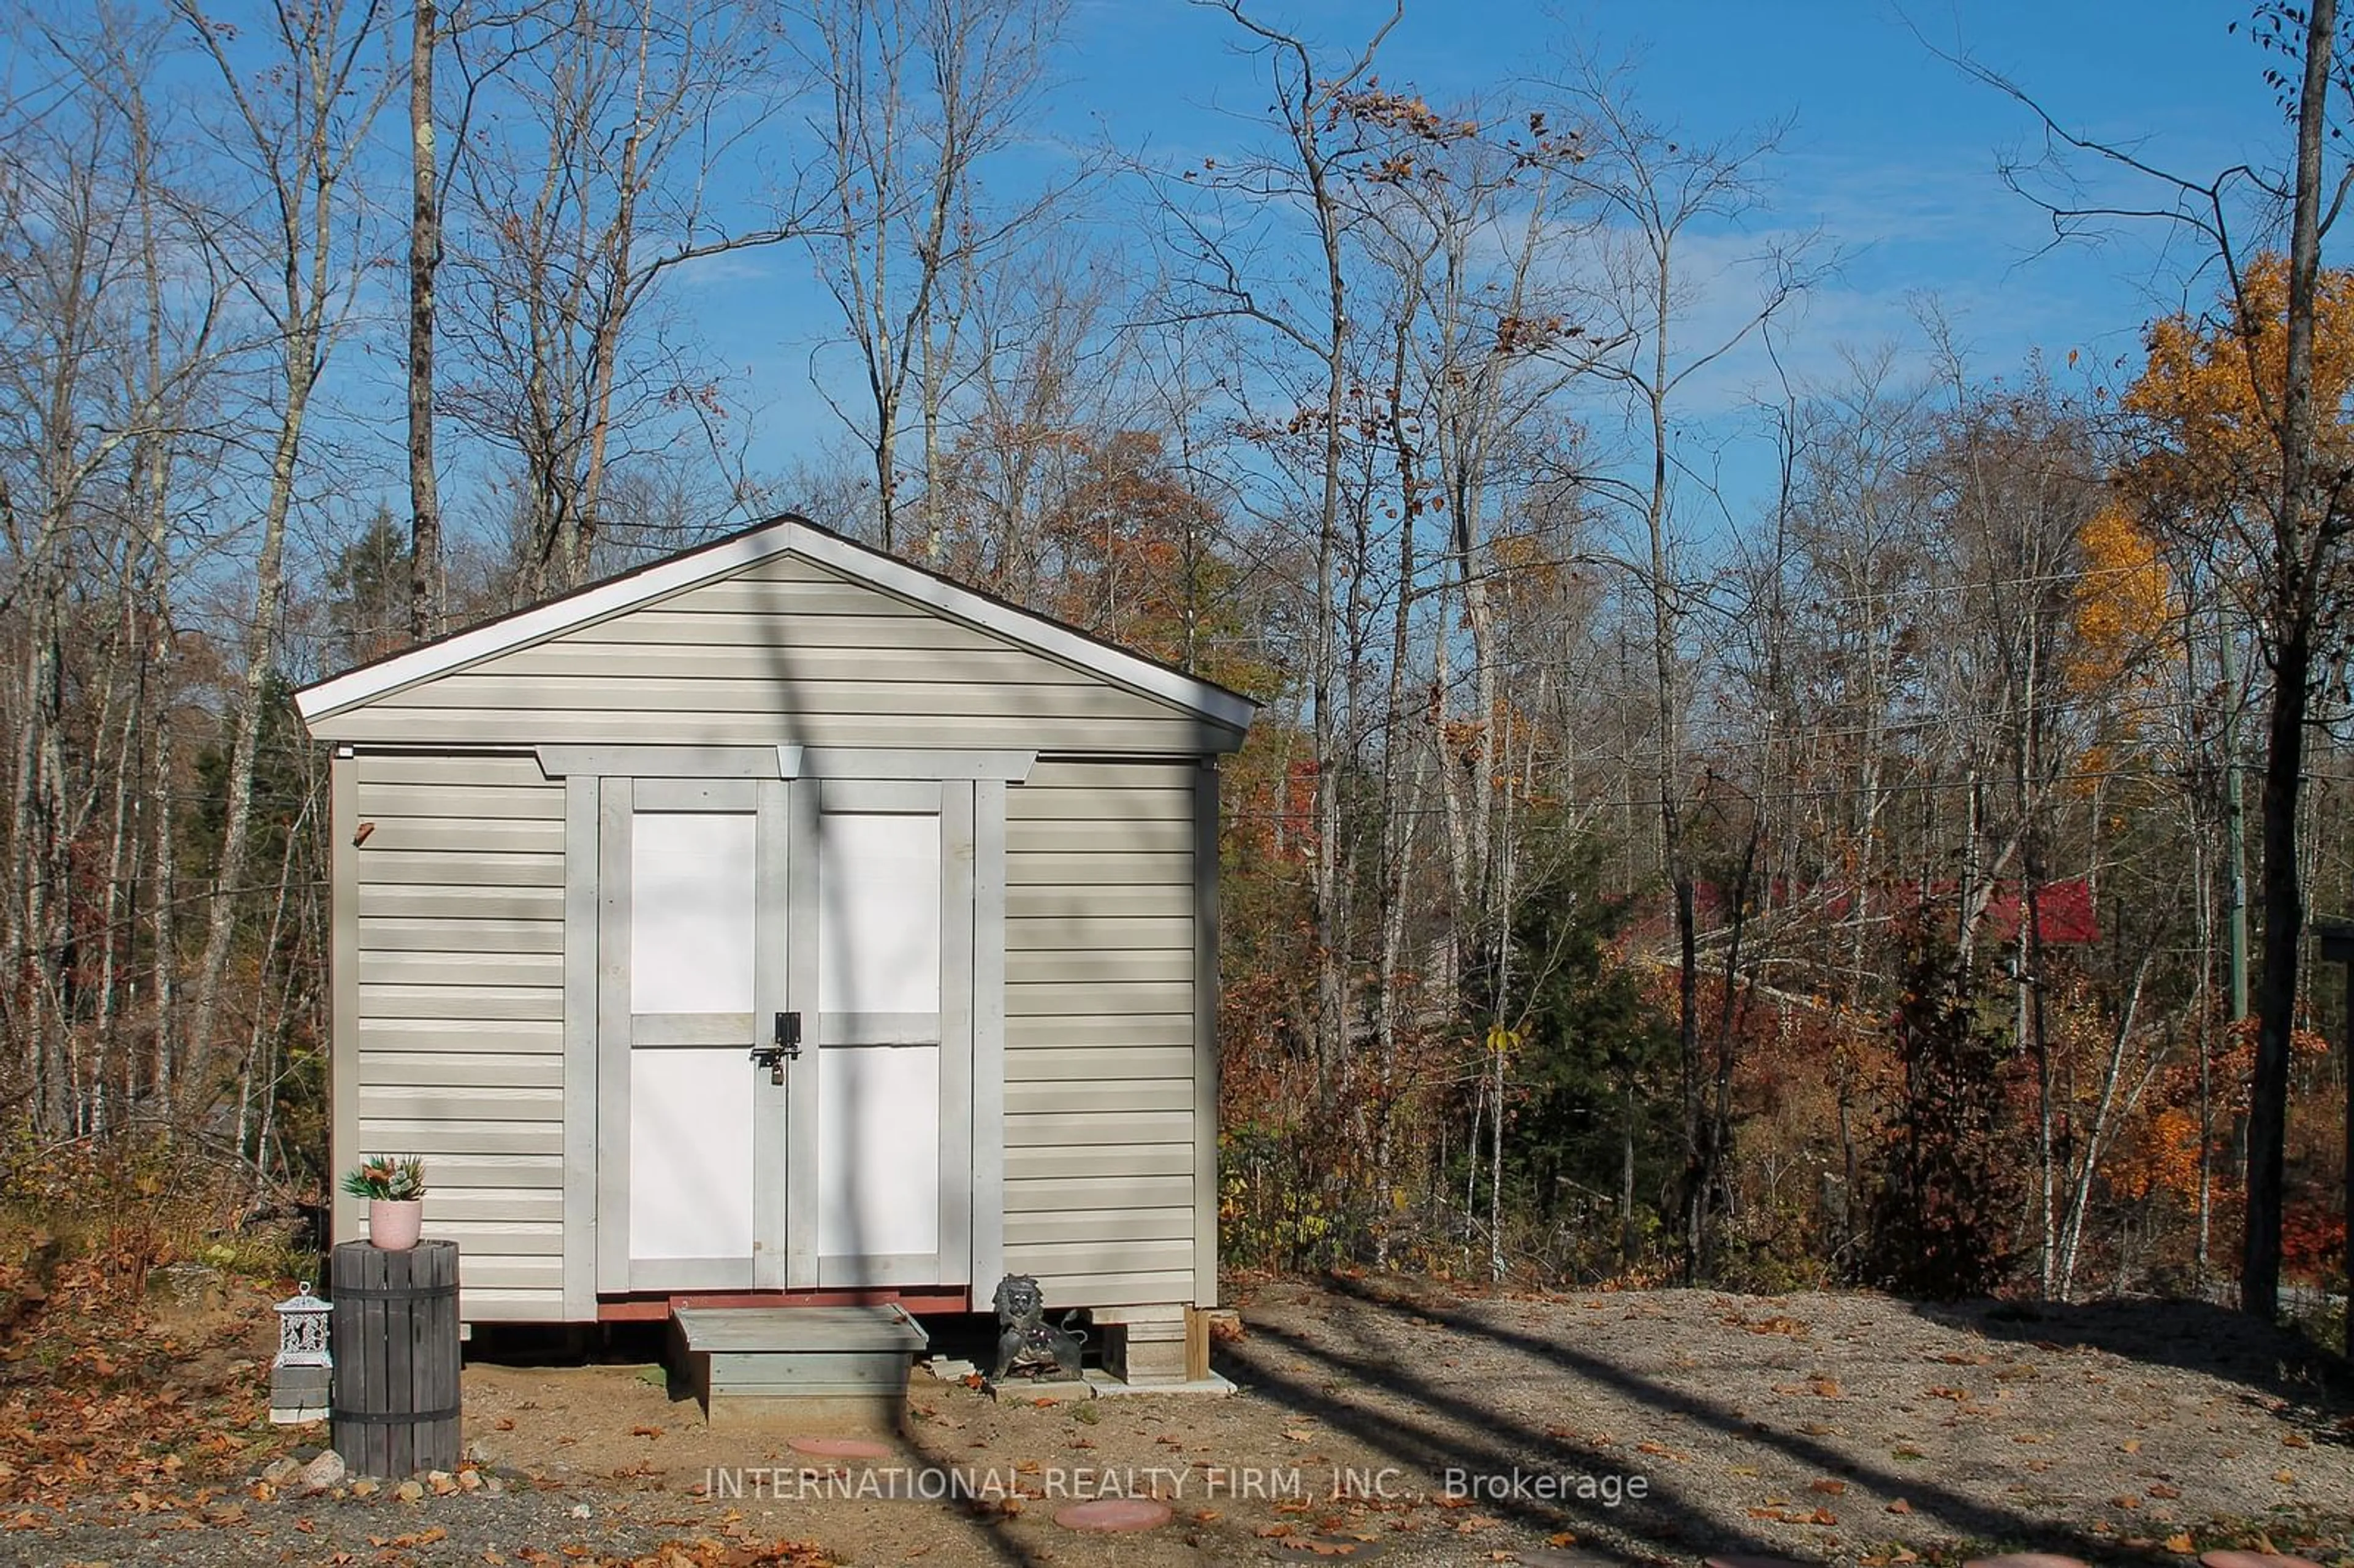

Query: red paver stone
left=2203, top=1554, right=2328, bottom=1568
left=1962, top=1556, right=2092, bottom=1568
left=1053, top=1498, right=1174, bottom=1532
left=784, top=1436, right=893, bottom=1460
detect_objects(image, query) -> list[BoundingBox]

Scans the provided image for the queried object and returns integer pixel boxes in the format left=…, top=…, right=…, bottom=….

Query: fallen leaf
left=2164, top=1534, right=2196, bottom=1555
left=1810, top=1479, right=1847, bottom=1496
left=1886, top=1499, right=1913, bottom=1515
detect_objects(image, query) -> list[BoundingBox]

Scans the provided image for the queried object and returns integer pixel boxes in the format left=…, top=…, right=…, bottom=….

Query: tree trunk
left=189, top=354, right=311, bottom=1100
left=407, top=0, right=444, bottom=642
left=2242, top=0, right=2335, bottom=1322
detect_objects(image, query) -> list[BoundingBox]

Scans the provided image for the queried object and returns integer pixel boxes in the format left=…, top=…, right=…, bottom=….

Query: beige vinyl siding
left=310, top=552, right=1244, bottom=754
left=345, top=752, right=567, bottom=1317
left=1003, top=759, right=1201, bottom=1310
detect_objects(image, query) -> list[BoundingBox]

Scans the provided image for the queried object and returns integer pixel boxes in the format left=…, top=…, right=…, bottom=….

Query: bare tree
left=1354, top=85, right=1598, bottom=1274
left=443, top=0, right=798, bottom=599
left=1546, top=59, right=1808, bottom=1275
left=1147, top=0, right=1401, bottom=1092
left=175, top=0, right=394, bottom=1100
left=407, top=0, right=444, bottom=640
left=792, top=0, right=1073, bottom=556
left=0, top=4, right=231, bottom=1127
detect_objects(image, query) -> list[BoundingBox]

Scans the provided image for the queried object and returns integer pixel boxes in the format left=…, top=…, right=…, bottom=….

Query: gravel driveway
left=8, top=1280, right=2352, bottom=1567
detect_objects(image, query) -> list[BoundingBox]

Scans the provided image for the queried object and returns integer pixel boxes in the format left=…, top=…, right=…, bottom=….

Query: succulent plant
left=339, top=1155, right=427, bottom=1201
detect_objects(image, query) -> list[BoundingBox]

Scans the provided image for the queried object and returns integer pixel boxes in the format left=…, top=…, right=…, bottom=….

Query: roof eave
left=293, top=516, right=1260, bottom=736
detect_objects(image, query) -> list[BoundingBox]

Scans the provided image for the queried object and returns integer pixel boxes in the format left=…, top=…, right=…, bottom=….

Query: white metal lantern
left=270, top=1281, right=333, bottom=1426
left=273, top=1281, right=332, bottom=1369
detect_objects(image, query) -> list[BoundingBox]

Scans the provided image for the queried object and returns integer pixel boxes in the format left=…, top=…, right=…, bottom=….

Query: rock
left=457, top=1469, right=483, bottom=1492
left=570, top=1502, right=592, bottom=1518
left=294, top=1450, right=346, bottom=1494
left=464, top=1439, right=501, bottom=1467
left=482, top=1474, right=505, bottom=1494
left=350, top=1479, right=379, bottom=1498
left=394, top=1479, right=425, bottom=1502
left=144, top=1263, right=224, bottom=1315
left=428, top=1469, right=457, bottom=1495
left=260, top=1455, right=303, bottom=1485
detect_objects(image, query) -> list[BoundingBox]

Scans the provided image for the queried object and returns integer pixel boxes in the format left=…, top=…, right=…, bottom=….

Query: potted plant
left=341, top=1156, right=428, bottom=1250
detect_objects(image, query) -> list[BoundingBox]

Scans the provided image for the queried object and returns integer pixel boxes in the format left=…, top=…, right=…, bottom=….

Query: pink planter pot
left=368, top=1199, right=424, bottom=1250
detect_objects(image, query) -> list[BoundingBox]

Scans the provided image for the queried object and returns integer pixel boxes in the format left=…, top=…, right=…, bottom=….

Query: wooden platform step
left=672, top=1305, right=929, bottom=1428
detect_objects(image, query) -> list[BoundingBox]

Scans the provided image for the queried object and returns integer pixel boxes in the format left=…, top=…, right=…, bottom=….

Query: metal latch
left=750, top=1012, right=802, bottom=1084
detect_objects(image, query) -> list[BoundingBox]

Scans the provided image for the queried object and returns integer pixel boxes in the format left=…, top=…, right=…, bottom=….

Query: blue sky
left=672, top=2, right=2296, bottom=530
left=1100, top=0, right=2285, bottom=367
left=370, top=1, right=2299, bottom=561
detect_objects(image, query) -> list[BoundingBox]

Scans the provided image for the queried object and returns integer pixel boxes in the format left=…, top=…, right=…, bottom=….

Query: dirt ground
left=13, top=1278, right=2354, bottom=1567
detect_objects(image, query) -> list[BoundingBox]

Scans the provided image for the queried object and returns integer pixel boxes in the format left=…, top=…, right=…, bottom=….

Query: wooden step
left=671, top=1305, right=929, bottom=1429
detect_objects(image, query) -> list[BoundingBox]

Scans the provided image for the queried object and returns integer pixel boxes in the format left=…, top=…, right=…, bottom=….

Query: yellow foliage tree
left=2111, top=239, right=2354, bottom=1319
left=2069, top=502, right=2173, bottom=690
left=2119, top=255, right=2354, bottom=576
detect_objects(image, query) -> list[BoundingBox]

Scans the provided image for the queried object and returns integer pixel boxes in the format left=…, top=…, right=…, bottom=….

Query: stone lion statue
left=989, top=1273, right=1087, bottom=1382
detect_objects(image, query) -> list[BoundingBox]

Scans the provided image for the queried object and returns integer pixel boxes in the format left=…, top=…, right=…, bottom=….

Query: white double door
left=597, top=776, right=973, bottom=1293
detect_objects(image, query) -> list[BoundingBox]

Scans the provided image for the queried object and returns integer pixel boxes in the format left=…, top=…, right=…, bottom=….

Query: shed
left=293, top=516, right=1254, bottom=1383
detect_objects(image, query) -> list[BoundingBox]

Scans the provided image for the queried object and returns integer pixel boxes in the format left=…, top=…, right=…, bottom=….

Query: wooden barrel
left=329, top=1239, right=460, bottom=1477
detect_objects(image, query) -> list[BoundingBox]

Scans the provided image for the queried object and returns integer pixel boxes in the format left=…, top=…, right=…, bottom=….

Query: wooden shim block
left=1113, top=1334, right=1189, bottom=1385
left=1118, top=1319, right=1186, bottom=1342
left=1185, top=1307, right=1210, bottom=1383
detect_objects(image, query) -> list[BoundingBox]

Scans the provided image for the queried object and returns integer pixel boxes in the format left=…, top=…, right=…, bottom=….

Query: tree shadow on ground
left=1241, top=1274, right=2192, bottom=1565
left=1906, top=1295, right=2354, bottom=1431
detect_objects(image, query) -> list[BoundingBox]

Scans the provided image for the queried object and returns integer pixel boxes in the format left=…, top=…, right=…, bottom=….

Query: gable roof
left=294, top=514, right=1260, bottom=734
